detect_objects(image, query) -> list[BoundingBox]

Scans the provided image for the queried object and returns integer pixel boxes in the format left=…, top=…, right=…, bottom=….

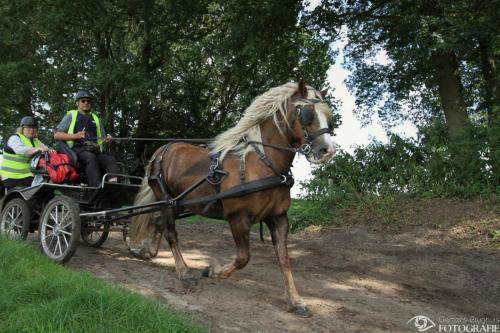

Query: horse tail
left=125, top=176, right=160, bottom=258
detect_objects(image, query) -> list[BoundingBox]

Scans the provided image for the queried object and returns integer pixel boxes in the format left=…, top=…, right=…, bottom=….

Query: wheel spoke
left=47, top=232, right=56, bottom=249
left=61, top=210, right=70, bottom=223
left=60, top=219, right=74, bottom=230
left=49, top=212, right=58, bottom=224
left=56, top=237, right=62, bottom=256
left=59, top=229, right=72, bottom=236
left=62, top=233, right=69, bottom=248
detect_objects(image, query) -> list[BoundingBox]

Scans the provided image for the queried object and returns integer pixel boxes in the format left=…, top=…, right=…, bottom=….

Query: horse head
left=288, top=79, right=336, bottom=164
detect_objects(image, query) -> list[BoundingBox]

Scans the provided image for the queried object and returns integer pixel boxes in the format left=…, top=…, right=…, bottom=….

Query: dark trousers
left=72, top=147, right=120, bottom=187
left=2, top=177, right=34, bottom=190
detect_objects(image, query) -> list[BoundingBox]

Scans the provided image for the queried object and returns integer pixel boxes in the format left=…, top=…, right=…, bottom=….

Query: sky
left=290, top=37, right=418, bottom=197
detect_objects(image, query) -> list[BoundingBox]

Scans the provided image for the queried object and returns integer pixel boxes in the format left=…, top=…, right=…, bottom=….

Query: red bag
left=37, top=153, right=78, bottom=184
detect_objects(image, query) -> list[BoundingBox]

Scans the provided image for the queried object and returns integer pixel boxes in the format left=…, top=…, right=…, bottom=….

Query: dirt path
left=65, top=214, right=500, bottom=333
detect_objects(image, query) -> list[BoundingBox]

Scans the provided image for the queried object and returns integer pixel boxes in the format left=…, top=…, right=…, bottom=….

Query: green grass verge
left=288, top=199, right=331, bottom=232
left=178, top=199, right=331, bottom=233
left=0, top=237, right=204, bottom=333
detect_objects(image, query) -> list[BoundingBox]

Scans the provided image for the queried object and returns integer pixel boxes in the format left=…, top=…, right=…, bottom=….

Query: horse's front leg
left=203, top=212, right=250, bottom=279
left=266, top=213, right=310, bottom=318
left=162, top=206, right=198, bottom=287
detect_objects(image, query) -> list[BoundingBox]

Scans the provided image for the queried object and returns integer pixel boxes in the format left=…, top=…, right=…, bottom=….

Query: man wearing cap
left=54, top=90, right=119, bottom=187
left=0, top=116, right=55, bottom=189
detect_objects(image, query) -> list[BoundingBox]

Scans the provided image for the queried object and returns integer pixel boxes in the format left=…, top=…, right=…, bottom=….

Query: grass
left=177, top=199, right=332, bottom=233
left=179, top=215, right=224, bottom=225
left=288, top=199, right=331, bottom=232
left=0, top=237, right=204, bottom=333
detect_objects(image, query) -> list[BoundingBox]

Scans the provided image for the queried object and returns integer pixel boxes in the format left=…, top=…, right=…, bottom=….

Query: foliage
left=0, top=237, right=204, bottom=333
left=302, top=122, right=497, bottom=212
left=310, top=0, right=499, bottom=127
left=0, top=0, right=335, bottom=173
left=310, top=1, right=500, bottom=185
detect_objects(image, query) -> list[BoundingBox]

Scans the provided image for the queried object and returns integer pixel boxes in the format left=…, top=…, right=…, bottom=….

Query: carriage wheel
left=0, top=198, right=31, bottom=240
left=39, top=196, right=81, bottom=263
left=81, top=218, right=109, bottom=247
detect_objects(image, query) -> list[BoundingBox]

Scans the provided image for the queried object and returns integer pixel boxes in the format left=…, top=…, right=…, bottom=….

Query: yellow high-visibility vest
left=0, top=133, right=41, bottom=180
left=66, top=110, right=102, bottom=149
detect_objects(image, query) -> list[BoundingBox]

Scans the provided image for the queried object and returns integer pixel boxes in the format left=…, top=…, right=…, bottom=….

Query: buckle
left=210, top=157, right=219, bottom=172
left=300, top=144, right=312, bottom=156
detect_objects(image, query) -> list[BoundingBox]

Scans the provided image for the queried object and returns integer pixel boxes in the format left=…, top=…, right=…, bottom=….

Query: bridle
left=245, top=97, right=333, bottom=158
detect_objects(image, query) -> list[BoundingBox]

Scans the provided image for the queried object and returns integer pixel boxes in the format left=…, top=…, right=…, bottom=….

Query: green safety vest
left=66, top=110, right=102, bottom=149
left=0, top=133, right=42, bottom=180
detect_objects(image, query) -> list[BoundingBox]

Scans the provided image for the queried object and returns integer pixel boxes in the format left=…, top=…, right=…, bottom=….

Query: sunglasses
left=79, top=99, right=92, bottom=104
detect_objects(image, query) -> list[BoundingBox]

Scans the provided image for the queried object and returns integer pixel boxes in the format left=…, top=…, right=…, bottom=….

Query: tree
left=310, top=0, right=499, bottom=183
left=1, top=0, right=335, bottom=173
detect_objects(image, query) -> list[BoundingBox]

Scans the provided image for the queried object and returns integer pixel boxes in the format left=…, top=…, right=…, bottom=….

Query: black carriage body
left=1, top=175, right=142, bottom=212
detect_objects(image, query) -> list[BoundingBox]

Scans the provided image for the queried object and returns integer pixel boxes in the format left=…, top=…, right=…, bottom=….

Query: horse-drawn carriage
left=1, top=81, right=336, bottom=317
left=0, top=172, right=143, bottom=263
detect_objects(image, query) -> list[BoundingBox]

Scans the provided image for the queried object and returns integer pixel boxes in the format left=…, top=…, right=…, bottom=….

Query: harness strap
left=308, top=127, right=331, bottom=141
left=248, top=141, right=282, bottom=176
left=202, top=152, right=228, bottom=214
left=148, top=144, right=171, bottom=198
left=207, top=153, right=228, bottom=189
left=239, top=157, right=246, bottom=183
left=176, top=174, right=294, bottom=207
left=246, top=140, right=299, bottom=153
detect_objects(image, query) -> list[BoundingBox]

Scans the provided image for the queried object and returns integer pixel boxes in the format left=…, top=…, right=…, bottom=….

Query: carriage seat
left=55, top=141, right=86, bottom=183
left=56, top=141, right=78, bottom=166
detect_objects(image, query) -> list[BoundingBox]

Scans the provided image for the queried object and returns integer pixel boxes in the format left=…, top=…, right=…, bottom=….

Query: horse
left=126, top=80, right=336, bottom=317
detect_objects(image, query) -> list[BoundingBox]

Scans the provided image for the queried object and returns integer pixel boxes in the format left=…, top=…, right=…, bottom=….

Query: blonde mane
left=210, top=82, right=300, bottom=160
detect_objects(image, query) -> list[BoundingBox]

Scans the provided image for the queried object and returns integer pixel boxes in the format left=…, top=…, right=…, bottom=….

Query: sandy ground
left=59, top=200, right=500, bottom=333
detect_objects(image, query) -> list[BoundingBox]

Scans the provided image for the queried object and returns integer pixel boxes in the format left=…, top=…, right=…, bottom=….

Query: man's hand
left=39, top=147, right=56, bottom=154
left=74, top=131, right=86, bottom=140
left=103, top=134, right=113, bottom=144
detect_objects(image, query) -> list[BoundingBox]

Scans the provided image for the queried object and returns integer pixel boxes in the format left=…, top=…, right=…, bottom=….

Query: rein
left=85, top=137, right=210, bottom=143
left=244, top=140, right=313, bottom=157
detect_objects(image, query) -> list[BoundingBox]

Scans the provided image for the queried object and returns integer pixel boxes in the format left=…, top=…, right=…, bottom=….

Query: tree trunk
left=478, top=39, right=499, bottom=184
left=134, top=0, right=155, bottom=167
left=431, top=50, right=469, bottom=139
left=478, top=39, right=498, bottom=123
left=431, top=50, right=481, bottom=184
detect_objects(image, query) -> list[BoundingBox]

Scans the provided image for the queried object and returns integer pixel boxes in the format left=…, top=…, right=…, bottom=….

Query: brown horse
left=126, top=80, right=335, bottom=317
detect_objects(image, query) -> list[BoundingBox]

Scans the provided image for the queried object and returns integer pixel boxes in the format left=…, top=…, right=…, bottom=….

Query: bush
left=302, top=121, right=497, bottom=212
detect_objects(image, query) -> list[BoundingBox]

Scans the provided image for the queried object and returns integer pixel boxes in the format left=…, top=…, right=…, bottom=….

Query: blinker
left=299, top=105, right=315, bottom=126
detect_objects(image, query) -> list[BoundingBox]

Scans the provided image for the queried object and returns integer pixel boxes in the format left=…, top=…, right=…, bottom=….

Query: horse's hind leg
left=266, top=213, right=310, bottom=318
left=203, top=212, right=250, bottom=279
left=162, top=206, right=197, bottom=286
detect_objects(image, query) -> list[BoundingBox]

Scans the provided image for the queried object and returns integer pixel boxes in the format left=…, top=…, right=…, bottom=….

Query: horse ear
left=298, top=79, right=307, bottom=98
left=320, top=88, right=329, bottom=99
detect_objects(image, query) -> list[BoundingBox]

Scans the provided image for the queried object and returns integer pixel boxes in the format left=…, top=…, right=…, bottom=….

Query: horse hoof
left=181, top=276, right=198, bottom=289
left=290, top=305, right=311, bottom=318
left=201, top=266, right=213, bottom=278
left=128, top=248, right=149, bottom=260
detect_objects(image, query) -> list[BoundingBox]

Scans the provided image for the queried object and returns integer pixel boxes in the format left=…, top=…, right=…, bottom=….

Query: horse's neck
left=256, top=119, right=295, bottom=173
